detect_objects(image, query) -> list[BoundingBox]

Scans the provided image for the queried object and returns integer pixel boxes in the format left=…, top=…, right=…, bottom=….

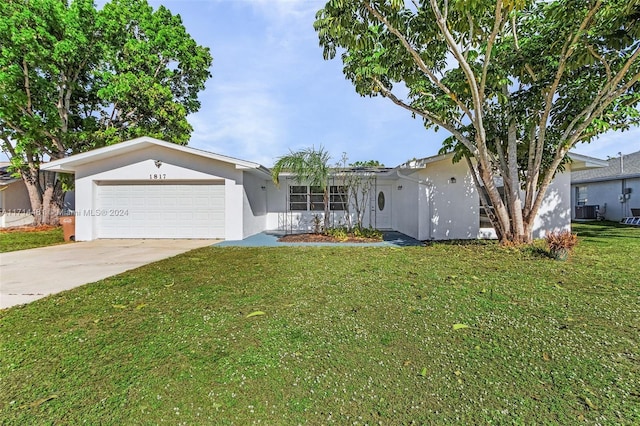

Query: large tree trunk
left=22, top=166, right=64, bottom=226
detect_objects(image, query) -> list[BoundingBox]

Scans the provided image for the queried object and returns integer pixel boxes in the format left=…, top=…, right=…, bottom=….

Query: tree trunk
left=22, top=167, right=64, bottom=226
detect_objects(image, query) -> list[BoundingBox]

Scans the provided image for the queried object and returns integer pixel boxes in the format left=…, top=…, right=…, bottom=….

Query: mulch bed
left=277, top=233, right=381, bottom=243
left=0, top=225, right=60, bottom=234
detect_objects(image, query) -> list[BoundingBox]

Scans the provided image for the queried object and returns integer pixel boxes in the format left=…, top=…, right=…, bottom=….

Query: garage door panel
left=96, top=182, right=225, bottom=239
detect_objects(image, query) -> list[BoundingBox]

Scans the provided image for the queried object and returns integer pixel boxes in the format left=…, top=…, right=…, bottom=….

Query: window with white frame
left=309, top=186, right=325, bottom=211
left=576, top=186, right=588, bottom=205
left=289, top=186, right=308, bottom=211
left=330, top=185, right=347, bottom=211
left=288, top=185, right=347, bottom=211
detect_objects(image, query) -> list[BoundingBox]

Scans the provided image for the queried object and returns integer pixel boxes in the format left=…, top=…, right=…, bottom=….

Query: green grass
left=1, top=222, right=638, bottom=424
left=0, top=227, right=65, bottom=253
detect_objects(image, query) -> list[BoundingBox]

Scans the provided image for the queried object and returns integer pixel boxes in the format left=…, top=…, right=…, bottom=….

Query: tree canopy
left=314, top=0, right=640, bottom=243
left=0, top=0, right=212, bottom=223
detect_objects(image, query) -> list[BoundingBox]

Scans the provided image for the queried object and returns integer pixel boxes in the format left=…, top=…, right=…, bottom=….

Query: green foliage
left=271, top=146, right=331, bottom=189
left=314, top=0, right=640, bottom=243
left=0, top=0, right=212, bottom=222
left=272, top=146, right=332, bottom=229
left=350, top=159, right=385, bottom=167
left=325, top=225, right=383, bottom=241
left=326, top=226, right=350, bottom=241
left=0, top=222, right=638, bottom=423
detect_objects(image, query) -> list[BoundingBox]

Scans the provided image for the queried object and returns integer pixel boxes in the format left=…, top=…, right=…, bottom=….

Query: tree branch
left=362, top=1, right=474, bottom=120
left=480, top=0, right=505, bottom=99
left=373, top=77, right=475, bottom=153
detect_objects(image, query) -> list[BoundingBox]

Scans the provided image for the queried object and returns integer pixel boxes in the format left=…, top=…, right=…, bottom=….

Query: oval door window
left=377, top=191, right=385, bottom=211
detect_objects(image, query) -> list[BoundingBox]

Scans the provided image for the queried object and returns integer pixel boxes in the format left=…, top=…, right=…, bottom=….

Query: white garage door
left=96, top=182, right=225, bottom=238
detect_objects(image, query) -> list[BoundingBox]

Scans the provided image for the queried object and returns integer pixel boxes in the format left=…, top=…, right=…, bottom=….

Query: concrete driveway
left=0, top=239, right=216, bottom=309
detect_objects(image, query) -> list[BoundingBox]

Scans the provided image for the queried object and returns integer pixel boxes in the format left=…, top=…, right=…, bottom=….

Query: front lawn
left=0, top=226, right=65, bottom=253
left=0, top=222, right=638, bottom=424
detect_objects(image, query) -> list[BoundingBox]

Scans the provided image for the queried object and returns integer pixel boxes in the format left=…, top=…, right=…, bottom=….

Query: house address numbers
left=149, top=173, right=167, bottom=180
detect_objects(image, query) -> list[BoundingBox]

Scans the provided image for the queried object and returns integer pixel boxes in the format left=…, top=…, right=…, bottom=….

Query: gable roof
left=40, top=136, right=271, bottom=176
left=0, top=163, right=22, bottom=187
left=572, top=151, right=640, bottom=183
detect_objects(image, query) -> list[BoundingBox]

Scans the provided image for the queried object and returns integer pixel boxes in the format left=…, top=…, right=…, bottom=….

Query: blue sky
left=170, top=0, right=639, bottom=166
left=16, top=0, right=640, bottom=167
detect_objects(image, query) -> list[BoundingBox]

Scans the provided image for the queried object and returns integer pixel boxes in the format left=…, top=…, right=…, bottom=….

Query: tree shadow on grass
left=573, top=221, right=640, bottom=239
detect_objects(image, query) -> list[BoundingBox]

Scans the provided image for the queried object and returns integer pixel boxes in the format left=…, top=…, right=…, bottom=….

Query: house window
left=330, top=186, right=347, bottom=211
left=309, top=186, right=325, bottom=211
left=576, top=186, right=587, bottom=205
left=289, top=185, right=342, bottom=211
left=289, top=186, right=308, bottom=211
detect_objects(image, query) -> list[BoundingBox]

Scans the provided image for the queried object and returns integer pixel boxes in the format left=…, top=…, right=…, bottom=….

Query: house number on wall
left=149, top=173, right=167, bottom=180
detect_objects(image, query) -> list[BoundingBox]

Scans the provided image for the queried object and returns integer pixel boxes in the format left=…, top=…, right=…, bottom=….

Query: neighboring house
left=0, top=163, right=33, bottom=228
left=571, top=151, right=640, bottom=221
left=41, top=136, right=602, bottom=241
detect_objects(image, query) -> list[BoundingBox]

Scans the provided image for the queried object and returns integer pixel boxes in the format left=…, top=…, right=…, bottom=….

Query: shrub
left=352, top=226, right=383, bottom=240
left=545, top=230, right=578, bottom=260
left=326, top=227, right=349, bottom=241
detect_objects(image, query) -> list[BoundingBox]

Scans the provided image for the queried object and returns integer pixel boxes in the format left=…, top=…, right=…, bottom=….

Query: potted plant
left=545, top=230, right=578, bottom=261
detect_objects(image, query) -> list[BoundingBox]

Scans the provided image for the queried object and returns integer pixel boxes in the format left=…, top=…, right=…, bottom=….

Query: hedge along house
left=42, top=136, right=601, bottom=241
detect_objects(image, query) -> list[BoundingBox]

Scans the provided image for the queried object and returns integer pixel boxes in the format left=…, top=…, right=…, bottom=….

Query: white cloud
left=190, top=82, right=286, bottom=166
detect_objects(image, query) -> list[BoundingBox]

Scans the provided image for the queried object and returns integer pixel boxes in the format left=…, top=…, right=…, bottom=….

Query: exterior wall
left=532, top=171, right=571, bottom=238
left=241, top=172, right=268, bottom=238
left=418, top=160, right=478, bottom=240
left=0, top=181, right=32, bottom=211
left=0, top=181, right=34, bottom=228
left=571, top=177, right=640, bottom=221
left=392, top=179, right=419, bottom=238
left=266, top=179, right=368, bottom=233
left=72, top=145, right=246, bottom=241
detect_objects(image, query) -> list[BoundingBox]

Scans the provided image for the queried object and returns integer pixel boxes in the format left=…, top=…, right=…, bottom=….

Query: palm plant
left=272, top=146, right=331, bottom=231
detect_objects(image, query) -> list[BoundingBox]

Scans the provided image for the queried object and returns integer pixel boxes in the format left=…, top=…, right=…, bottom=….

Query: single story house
left=571, top=151, right=640, bottom=221
left=42, top=136, right=603, bottom=241
left=0, top=163, right=33, bottom=228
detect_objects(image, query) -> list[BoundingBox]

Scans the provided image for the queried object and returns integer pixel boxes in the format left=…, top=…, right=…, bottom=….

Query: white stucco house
left=41, top=136, right=602, bottom=241
left=0, top=164, right=33, bottom=228
left=571, top=151, right=640, bottom=221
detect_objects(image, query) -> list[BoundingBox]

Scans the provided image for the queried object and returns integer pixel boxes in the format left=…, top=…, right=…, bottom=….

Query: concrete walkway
left=0, top=239, right=216, bottom=309
left=216, top=231, right=423, bottom=247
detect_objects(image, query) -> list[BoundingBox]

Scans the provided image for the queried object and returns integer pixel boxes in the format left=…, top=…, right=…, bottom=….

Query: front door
left=373, top=185, right=392, bottom=229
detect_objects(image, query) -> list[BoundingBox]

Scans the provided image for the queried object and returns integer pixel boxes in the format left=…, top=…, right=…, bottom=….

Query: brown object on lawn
left=59, top=216, right=76, bottom=242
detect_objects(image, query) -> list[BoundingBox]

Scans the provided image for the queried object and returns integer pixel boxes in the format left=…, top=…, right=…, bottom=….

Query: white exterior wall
left=392, top=179, right=419, bottom=238
left=419, top=160, right=478, bottom=240
left=532, top=171, right=571, bottom=238
left=72, top=145, right=247, bottom=241
left=242, top=172, right=268, bottom=238
left=0, top=181, right=34, bottom=228
left=266, top=180, right=353, bottom=232
left=571, top=177, right=640, bottom=221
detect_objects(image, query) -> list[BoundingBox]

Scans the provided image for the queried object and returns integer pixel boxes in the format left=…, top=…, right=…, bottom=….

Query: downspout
left=619, top=153, right=627, bottom=217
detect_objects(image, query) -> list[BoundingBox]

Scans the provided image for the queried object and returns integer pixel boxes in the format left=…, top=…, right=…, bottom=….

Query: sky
left=12, top=0, right=640, bottom=167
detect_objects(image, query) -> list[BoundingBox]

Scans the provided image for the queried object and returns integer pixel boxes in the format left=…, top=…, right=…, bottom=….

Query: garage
left=41, top=137, right=271, bottom=241
left=95, top=181, right=225, bottom=239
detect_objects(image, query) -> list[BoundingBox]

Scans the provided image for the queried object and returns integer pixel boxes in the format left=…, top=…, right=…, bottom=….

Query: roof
left=40, top=136, right=271, bottom=177
left=572, top=151, right=640, bottom=183
left=0, top=164, right=21, bottom=187
left=392, top=151, right=606, bottom=173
